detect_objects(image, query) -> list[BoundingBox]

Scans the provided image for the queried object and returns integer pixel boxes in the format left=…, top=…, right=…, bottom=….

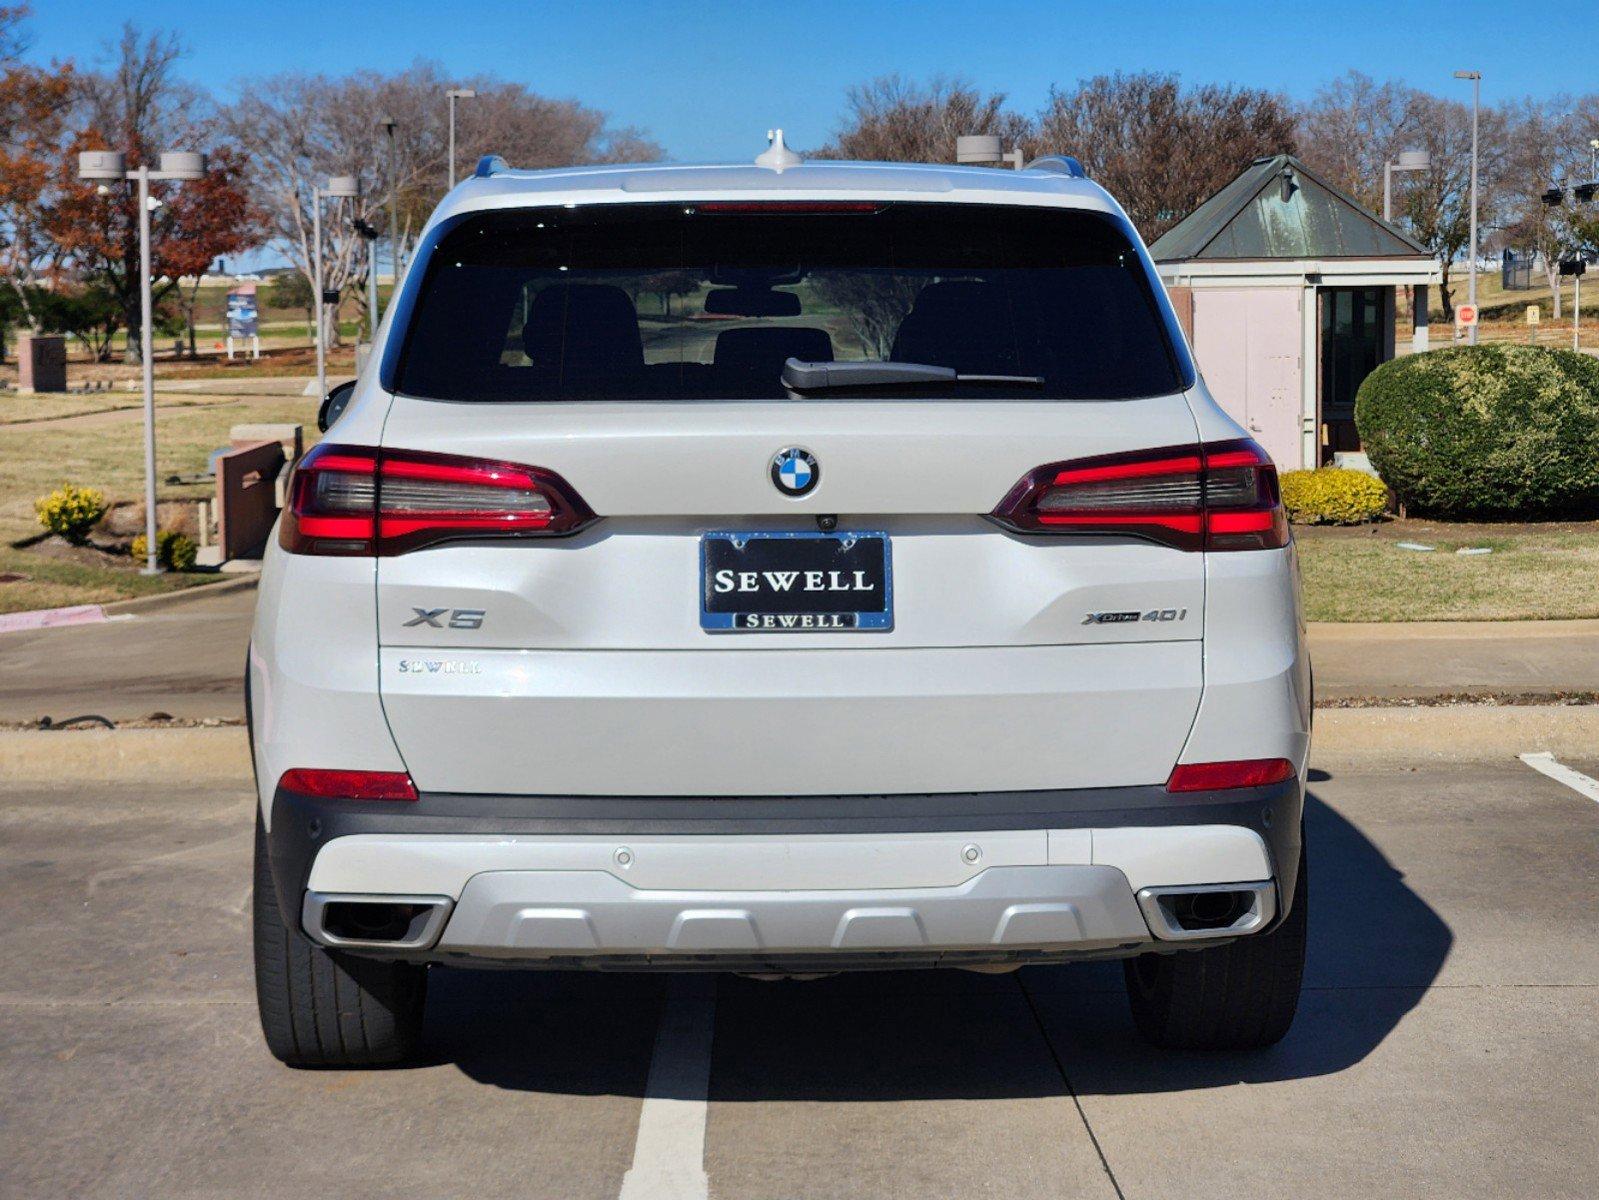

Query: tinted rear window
left=394, top=202, right=1186, bottom=402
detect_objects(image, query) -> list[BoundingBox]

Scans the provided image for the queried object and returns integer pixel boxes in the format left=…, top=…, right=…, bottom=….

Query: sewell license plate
left=701, top=531, right=893, bottom=632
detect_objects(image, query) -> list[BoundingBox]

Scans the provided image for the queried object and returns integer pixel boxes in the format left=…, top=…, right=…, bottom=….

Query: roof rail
left=1023, top=155, right=1087, bottom=179
left=474, top=154, right=508, bottom=179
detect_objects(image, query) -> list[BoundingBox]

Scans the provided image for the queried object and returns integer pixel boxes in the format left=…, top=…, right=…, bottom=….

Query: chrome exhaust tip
left=1136, top=881, right=1275, bottom=942
left=302, top=892, right=453, bottom=950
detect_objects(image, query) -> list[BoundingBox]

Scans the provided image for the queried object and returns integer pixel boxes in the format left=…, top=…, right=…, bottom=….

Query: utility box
left=16, top=333, right=67, bottom=394
left=215, top=439, right=288, bottom=561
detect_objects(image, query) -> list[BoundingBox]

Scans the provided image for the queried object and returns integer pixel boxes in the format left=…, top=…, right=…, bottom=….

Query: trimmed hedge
left=1355, top=345, right=1599, bottom=519
left=1280, top=467, right=1388, bottom=525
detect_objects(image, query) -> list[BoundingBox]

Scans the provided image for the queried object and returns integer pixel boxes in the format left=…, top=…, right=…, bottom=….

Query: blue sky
left=25, top=0, right=1599, bottom=161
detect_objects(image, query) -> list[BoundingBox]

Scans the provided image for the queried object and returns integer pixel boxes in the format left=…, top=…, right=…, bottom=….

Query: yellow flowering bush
left=1279, top=468, right=1388, bottom=525
left=34, top=484, right=107, bottom=544
left=131, top=530, right=199, bottom=571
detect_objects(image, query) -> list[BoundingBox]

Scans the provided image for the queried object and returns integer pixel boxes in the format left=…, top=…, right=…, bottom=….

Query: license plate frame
left=700, top=530, right=894, bottom=633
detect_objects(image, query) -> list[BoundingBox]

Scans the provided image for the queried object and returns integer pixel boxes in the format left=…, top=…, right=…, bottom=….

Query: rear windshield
left=393, top=202, right=1185, bottom=402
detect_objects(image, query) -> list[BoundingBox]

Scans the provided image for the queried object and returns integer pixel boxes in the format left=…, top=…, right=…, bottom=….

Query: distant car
left=249, top=137, right=1310, bottom=1066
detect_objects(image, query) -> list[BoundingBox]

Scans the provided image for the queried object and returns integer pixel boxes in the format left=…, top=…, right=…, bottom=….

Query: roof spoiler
left=1023, top=156, right=1087, bottom=179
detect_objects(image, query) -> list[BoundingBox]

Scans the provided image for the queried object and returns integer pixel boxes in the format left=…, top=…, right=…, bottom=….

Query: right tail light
left=990, top=438, right=1288, bottom=551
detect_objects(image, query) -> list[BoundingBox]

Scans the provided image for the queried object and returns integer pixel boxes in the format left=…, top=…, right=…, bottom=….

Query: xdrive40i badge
left=1082, top=608, right=1189, bottom=625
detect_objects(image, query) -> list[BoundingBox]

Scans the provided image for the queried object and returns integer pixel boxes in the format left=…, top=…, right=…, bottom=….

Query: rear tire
left=1123, top=843, right=1306, bottom=1051
left=252, top=811, right=427, bottom=1067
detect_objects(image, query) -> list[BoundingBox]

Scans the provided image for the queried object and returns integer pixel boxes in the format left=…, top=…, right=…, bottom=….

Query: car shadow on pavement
left=434, top=790, right=1452, bottom=1100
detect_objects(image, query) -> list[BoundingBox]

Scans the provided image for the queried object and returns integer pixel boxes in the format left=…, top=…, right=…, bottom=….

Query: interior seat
left=890, top=280, right=1022, bottom=375
left=713, top=326, right=834, bottom=370
left=521, top=284, right=645, bottom=383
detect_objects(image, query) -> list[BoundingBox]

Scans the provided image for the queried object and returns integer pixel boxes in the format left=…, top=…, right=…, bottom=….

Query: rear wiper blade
left=781, top=358, right=1045, bottom=394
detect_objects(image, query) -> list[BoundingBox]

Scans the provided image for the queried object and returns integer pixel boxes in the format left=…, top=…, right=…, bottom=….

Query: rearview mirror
left=703, top=288, right=802, bottom=317
left=318, top=380, right=357, bottom=432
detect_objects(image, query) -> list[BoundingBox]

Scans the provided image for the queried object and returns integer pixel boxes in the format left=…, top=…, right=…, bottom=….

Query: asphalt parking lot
left=3, top=737, right=1596, bottom=1199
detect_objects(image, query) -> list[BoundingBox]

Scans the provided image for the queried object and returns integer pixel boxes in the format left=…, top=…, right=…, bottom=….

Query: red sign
left=1455, top=304, right=1478, bottom=327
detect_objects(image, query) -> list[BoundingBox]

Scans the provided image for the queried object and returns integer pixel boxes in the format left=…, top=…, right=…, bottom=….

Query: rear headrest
left=713, top=326, right=834, bottom=369
left=890, top=280, right=1018, bottom=375
left=522, top=284, right=644, bottom=377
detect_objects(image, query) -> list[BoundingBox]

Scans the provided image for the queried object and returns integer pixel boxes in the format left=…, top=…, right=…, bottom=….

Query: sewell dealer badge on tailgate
left=701, top=530, right=893, bottom=632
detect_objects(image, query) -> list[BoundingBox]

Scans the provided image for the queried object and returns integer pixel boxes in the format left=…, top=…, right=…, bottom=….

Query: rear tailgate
left=375, top=395, right=1205, bottom=795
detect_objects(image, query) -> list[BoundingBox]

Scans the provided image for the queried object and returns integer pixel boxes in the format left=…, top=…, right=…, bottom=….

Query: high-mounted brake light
left=1166, top=759, right=1296, bottom=793
left=990, top=438, right=1289, bottom=551
left=691, top=201, right=883, bottom=214
left=279, top=443, right=596, bottom=556
left=278, top=768, right=419, bottom=801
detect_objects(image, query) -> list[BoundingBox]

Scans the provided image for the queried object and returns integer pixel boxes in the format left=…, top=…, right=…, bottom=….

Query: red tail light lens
left=278, top=768, right=419, bottom=801
left=1166, top=758, right=1296, bottom=793
left=280, top=443, right=596, bottom=556
left=990, top=438, right=1288, bottom=551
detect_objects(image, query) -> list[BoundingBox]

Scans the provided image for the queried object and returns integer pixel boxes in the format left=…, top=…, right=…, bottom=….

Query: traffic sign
left=1455, top=304, right=1478, bottom=327
left=1526, top=306, right=1541, bottom=325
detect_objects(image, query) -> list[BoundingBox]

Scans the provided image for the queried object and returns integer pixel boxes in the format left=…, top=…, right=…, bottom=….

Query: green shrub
left=34, top=484, right=107, bottom=543
left=131, top=530, right=198, bottom=571
left=1355, top=345, right=1599, bottom=519
left=1280, top=467, right=1389, bottom=525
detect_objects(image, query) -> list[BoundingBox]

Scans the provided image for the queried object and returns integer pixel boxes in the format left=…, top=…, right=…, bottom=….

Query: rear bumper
left=266, top=779, right=1301, bottom=966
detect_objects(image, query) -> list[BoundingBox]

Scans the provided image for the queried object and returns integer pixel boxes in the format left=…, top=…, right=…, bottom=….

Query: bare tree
left=1294, top=71, right=1419, bottom=213
left=813, top=75, right=1031, bottom=163
left=1499, top=96, right=1596, bottom=318
left=1395, top=92, right=1510, bottom=317
left=227, top=61, right=661, bottom=348
left=1034, top=72, right=1296, bottom=241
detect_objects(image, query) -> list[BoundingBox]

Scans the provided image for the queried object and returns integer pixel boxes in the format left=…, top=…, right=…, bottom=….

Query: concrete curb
left=1309, top=618, right=1599, bottom=642
left=5, top=706, right=1598, bottom=787
left=1312, top=705, right=1599, bottom=766
left=0, top=728, right=253, bottom=785
left=102, top=574, right=259, bottom=616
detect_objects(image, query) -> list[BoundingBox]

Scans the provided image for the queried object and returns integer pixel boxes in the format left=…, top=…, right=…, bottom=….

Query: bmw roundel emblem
left=771, top=447, right=818, bottom=496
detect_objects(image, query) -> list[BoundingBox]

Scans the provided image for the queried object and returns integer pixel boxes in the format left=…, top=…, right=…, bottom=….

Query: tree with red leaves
left=0, top=4, right=74, bottom=335
left=45, top=26, right=262, bottom=361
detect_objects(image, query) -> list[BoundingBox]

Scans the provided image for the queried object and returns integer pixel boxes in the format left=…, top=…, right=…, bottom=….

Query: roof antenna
left=755, top=128, right=803, bottom=171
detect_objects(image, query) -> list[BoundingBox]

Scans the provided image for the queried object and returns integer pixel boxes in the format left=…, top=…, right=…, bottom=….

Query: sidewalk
left=1308, top=619, right=1599, bottom=701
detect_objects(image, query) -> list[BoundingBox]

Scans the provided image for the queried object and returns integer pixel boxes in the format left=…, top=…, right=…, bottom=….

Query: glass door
left=1320, top=287, right=1386, bottom=457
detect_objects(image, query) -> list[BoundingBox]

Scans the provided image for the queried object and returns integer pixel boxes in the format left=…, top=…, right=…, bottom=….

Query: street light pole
left=954, top=134, right=1025, bottom=170
left=446, top=88, right=476, bottom=188
left=1383, top=149, right=1430, bottom=223
left=311, top=176, right=361, bottom=404
left=312, top=185, right=325, bottom=405
left=137, top=164, right=157, bottom=571
left=78, top=149, right=208, bottom=575
left=380, top=117, right=398, bottom=312
left=1454, top=70, right=1481, bottom=345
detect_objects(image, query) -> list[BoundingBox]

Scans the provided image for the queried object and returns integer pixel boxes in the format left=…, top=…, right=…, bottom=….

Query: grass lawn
left=5, top=389, right=1597, bottom=623
left=0, top=393, right=320, bottom=614
left=1296, top=521, right=1599, bottom=622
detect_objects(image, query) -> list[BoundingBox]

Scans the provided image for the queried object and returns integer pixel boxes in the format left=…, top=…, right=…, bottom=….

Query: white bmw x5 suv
left=249, top=144, right=1311, bottom=1067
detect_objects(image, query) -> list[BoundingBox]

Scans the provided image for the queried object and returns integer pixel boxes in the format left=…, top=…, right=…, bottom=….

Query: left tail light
left=280, top=443, right=596, bottom=556
left=990, top=438, right=1288, bottom=551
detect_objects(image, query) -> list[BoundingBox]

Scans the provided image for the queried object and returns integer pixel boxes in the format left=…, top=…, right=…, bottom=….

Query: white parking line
left=619, top=976, right=716, bottom=1200
left=1519, top=752, right=1599, bottom=804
